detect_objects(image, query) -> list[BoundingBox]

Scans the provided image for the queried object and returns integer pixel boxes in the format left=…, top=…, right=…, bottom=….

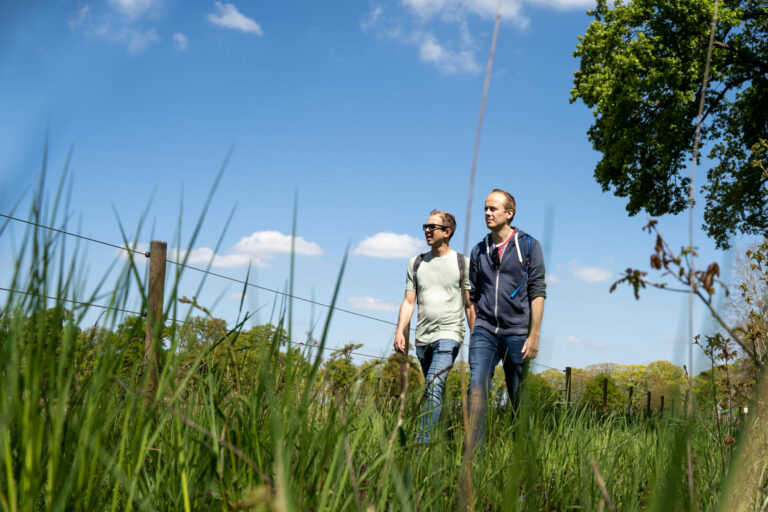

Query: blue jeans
left=415, top=339, right=460, bottom=443
left=468, top=326, right=527, bottom=445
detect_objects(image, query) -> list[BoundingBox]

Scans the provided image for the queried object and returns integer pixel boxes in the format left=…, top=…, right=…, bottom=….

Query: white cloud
left=347, top=296, right=399, bottom=312
left=419, top=33, right=480, bottom=74
left=69, top=5, right=91, bottom=28
left=359, top=2, right=524, bottom=75
left=352, top=232, right=426, bottom=259
left=173, top=32, right=188, bottom=51
left=171, top=247, right=267, bottom=269
left=567, top=335, right=606, bottom=349
left=207, top=2, right=263, bottom=35
left=524, top=0, right=594, bottom=9
left=69, top=4, right=159, bottom=54
left=546, top=274, right=560, bottom=285
left=109, top=0, right=156, bottom=19
left=117, top=27, right=159, bottom=54
left=116, top=231, right=322, bottom=269
left=571, top=260, right=612, bottom=283
left=227, top=293, right=250, bottom=301
left=231, top=231, right=322, bottom=257
left=362, top=0, right=591, bottom=75
left=360, top=5, right=383, bottom=32
left=403, top=0, right=527, bottom=25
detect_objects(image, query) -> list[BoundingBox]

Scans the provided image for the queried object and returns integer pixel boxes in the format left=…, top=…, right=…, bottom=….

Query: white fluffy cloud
left=567, top=335, right=605, bottom=349
left=362, top=0, right=591, bottom=74
left=171, top=247, right=265, bottom=269
left=347, top=296, right=399, bottom=312
left=360, top=3, right=523, bottom=76
left=207, top=2, right=263, bottom=35
left=118, top=27, right=159, bottom=54
left=69, top=3, right=160, bottom=54
left=546, top=274, right=560, bottom=285
left=352, top=233, right=426, bottom=259
left=173, top=32, right=188, bottom=51
left=402, top=0, right=526, bottom=24
left=231, top=231, right=322, bottom=257
left=116, top=231, right=322, bottom=269
left=571, top=261, right=612, bottom=283
left=109, top=0, right=156, bottom=19
left=525, top=0, right=594, bottom=9
left=419, top=33, right=480, bottom=74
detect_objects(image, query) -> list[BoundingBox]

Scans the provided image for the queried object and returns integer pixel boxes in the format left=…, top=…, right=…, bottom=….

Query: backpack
left=412, top=251, right=466, bottom=302
left=509, top=232, right=532, bottom=300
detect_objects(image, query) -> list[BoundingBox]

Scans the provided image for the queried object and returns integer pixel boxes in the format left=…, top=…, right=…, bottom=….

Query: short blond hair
left=430, top=209, right=456, bottom=240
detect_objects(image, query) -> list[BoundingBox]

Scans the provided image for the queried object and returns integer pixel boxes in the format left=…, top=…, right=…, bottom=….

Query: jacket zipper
left=494, top=267, right=500, bottom=333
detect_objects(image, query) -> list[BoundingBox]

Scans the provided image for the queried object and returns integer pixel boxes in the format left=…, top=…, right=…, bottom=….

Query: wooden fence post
left=646, top=391, right=652, bottom=415
left=602, top=377, right=608, bottom=413
left=628, top=386, right=634, bottom=415
left=565, top=367, right=572, bottom=405
left=144, top=240, right=167, bottom=404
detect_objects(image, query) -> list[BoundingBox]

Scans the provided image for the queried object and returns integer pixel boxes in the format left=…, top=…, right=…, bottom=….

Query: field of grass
left=1, top=179, right=766, bottom=511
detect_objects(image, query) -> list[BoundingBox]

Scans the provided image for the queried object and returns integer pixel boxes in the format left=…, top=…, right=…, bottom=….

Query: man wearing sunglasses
left=394, top=209, right=474, bottom=443
left=467, top=189, right=546, bottom=445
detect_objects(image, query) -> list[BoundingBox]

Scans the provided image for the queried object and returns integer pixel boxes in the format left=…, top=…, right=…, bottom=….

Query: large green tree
left=571, top=0, right=768, bottom=248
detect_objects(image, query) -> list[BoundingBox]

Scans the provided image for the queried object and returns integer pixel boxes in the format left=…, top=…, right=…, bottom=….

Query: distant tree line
left=2, top=305, right=755, bottom=421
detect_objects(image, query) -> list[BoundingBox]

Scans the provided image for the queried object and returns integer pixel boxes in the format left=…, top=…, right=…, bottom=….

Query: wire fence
left=0, top=286, right=388, bottom=361
left=0, top=212, right=561, bottom=372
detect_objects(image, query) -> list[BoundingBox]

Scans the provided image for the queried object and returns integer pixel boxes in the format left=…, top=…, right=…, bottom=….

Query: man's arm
left=463, top=290, right=475, bottom=333
left=521, top=296, right=544, bottom=360
left=394, top=289, right=416, bottom=354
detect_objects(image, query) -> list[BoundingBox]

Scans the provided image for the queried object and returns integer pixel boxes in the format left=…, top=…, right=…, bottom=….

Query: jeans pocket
left=505, top=336, right=526, bottom=365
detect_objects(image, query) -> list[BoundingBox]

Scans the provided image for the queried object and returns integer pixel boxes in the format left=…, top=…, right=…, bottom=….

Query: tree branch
left=694, top=288, right=759, bottom=365
left=713, top=40, right=768, bottom=75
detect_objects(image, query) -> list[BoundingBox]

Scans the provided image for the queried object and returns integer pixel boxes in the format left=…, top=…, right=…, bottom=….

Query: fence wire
left=1, top=213, right=566, bottom=369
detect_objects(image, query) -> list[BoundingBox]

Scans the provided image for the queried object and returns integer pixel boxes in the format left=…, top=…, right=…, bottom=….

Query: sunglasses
left=491, top=247, right=500, bottom=268
left=422, top=224, right=448, bottom=232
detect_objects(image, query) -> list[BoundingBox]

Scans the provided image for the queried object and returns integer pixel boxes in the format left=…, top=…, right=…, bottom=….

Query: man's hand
left=521, top=335, right=539, bottom=360
left=522, top=296, right=544, bottom=360
left=394, top=290, right=416, bottom=355
left=394, top=331, right=407, bottom=354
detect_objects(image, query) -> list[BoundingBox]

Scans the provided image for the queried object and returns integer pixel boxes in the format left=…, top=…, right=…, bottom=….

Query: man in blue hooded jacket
left=468, top=188, right=546, bottom=443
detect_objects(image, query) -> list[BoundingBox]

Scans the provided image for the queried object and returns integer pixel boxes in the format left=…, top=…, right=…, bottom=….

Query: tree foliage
left=572, top=0, right=768, bottom=248
left=580, top=374, right=625, bottom=411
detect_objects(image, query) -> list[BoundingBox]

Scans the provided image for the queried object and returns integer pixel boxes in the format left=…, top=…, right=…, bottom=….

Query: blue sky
left=0, top=0, right=753, bottom=374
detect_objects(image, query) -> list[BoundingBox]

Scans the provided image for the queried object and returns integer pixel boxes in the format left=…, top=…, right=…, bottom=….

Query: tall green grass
left=0, top=167, right=763, bottom=511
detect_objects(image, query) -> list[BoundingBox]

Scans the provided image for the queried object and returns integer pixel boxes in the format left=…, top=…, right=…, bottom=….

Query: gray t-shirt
left=405, top=250, right=471, bottom=346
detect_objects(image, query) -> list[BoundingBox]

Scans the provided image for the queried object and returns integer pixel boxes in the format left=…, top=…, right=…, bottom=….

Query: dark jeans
left=415, top=339, right=460, bottom=443
left=468, top=326, right=528, bottom=445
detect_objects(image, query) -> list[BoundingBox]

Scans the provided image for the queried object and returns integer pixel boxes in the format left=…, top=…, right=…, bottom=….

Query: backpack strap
left=412, top=253, right=425, bottom=303
left=456, top=251, right=465, bottom=289
left=509, top=234, right=533, bottom=300
left=525, top=234, right=532, bottom=267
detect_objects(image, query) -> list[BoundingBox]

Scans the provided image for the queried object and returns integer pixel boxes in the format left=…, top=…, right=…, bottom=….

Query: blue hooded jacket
left=469, top=227, right=546, bottom=336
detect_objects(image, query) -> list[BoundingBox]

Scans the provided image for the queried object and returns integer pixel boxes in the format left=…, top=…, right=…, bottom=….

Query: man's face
left=485, top=193, right=513, bottom=230
left=424, top=214, right=450, bottom=247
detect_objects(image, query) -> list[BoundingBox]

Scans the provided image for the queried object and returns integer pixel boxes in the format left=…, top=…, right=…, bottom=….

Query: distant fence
left=559, top=368, right=670, bottom=415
